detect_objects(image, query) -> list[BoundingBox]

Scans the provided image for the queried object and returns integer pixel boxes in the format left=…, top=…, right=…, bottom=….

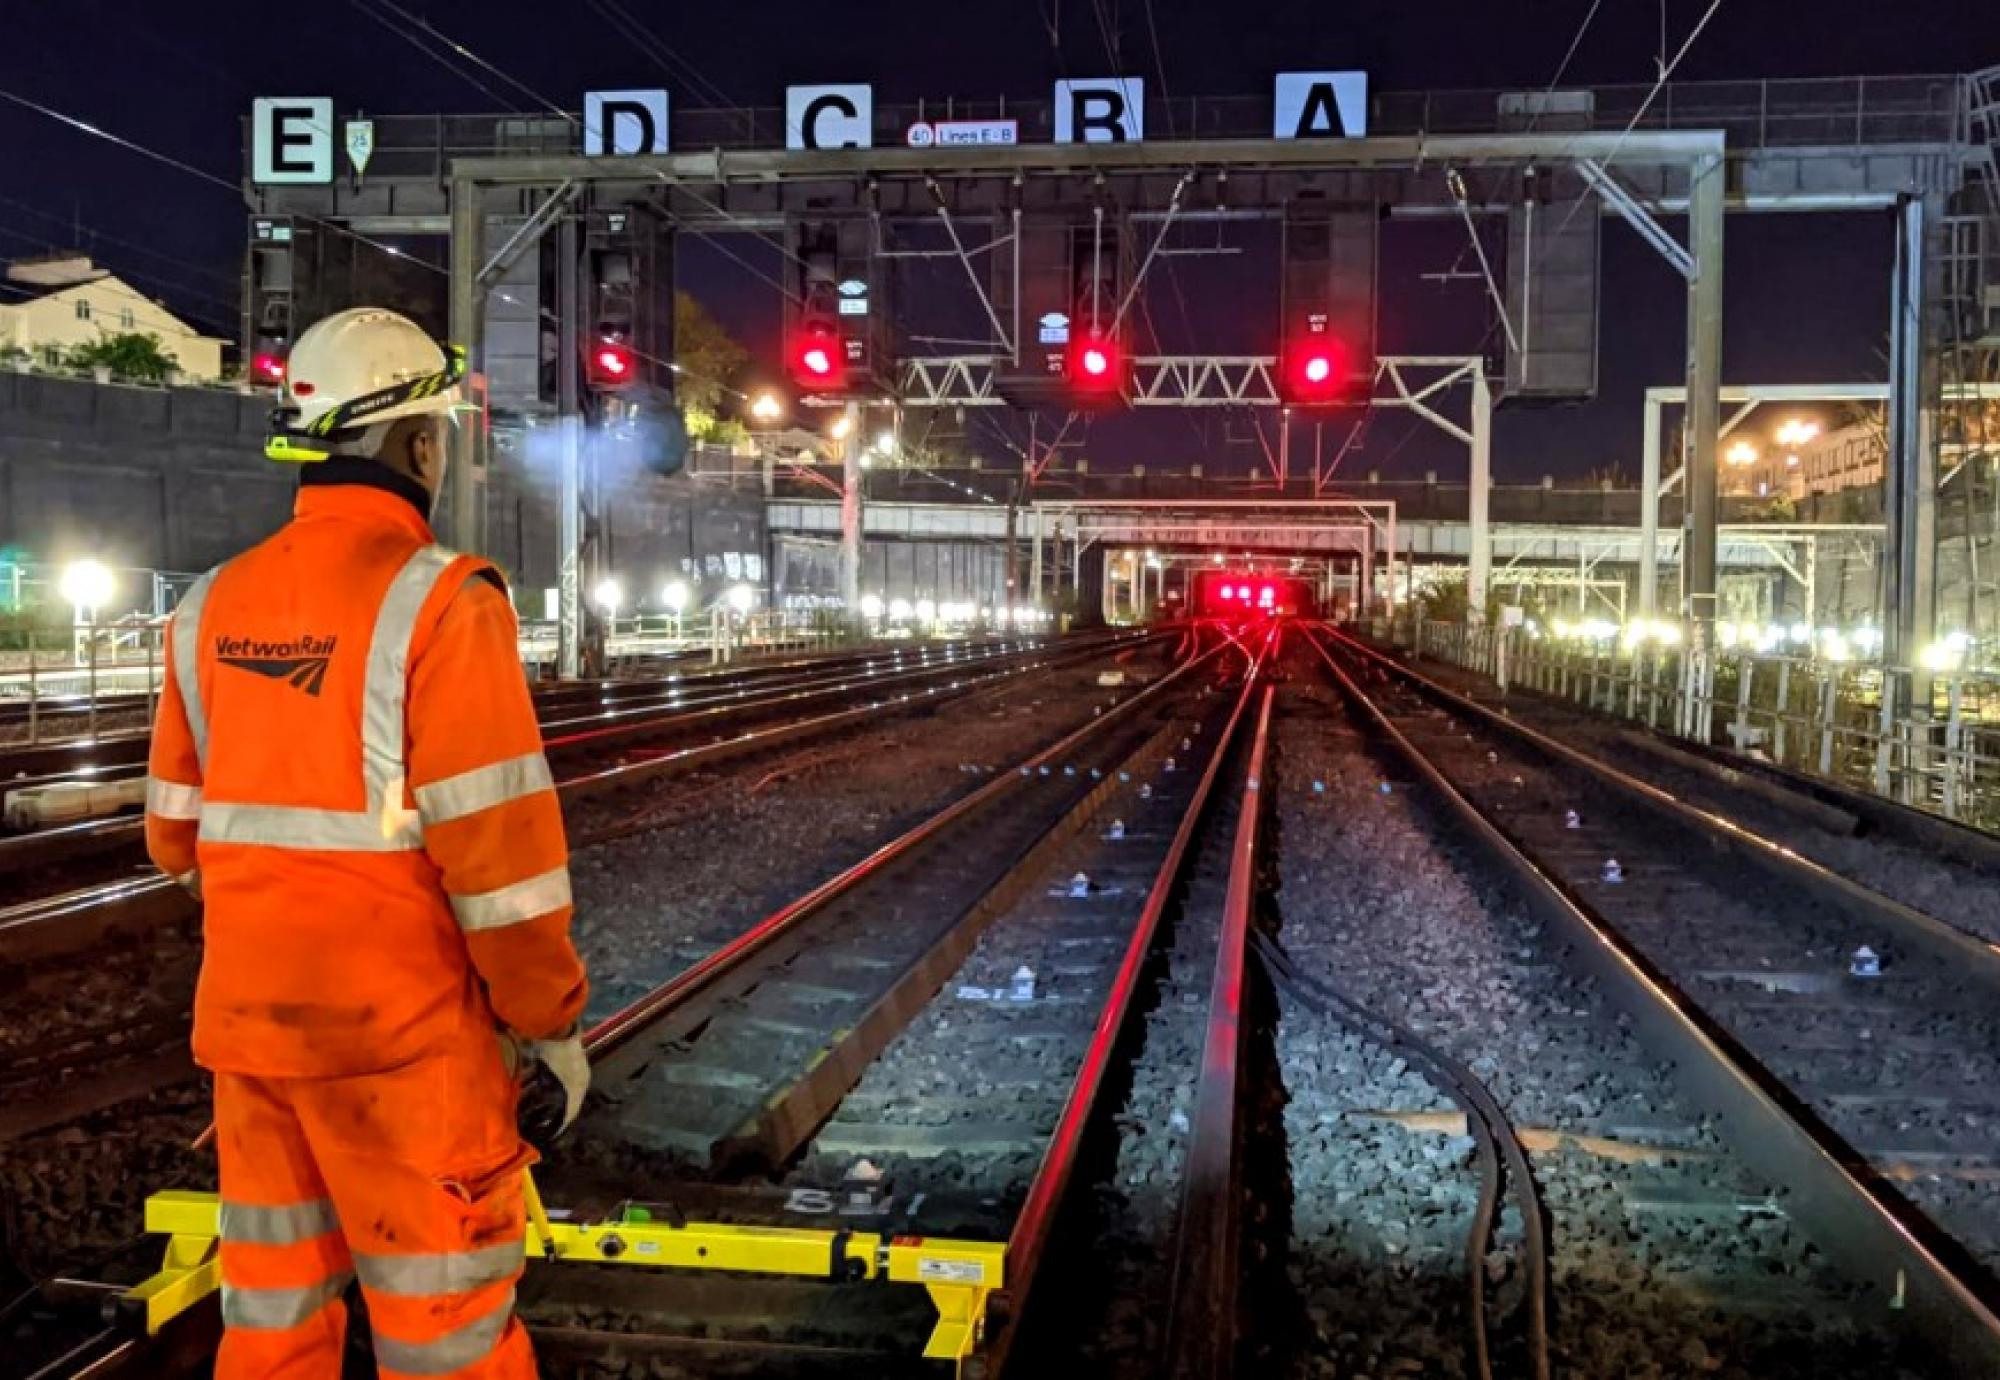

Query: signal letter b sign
left=1055, top=78, right=1145, bottom=143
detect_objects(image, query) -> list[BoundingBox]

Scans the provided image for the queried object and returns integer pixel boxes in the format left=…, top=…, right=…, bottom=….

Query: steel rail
left=1161, top=679, right=1275, bottom=1380
left=581, top=629, right=1229, bottom=1062
left=1308, top=627, right=2000, bottom=1376
left=0, top=639, right=1060, bottom=813
left=982, top=626, right=1275, bottom=1376
left=7, top=635, right=1170, bottom=1380
left=1328, top=627, right=2000, bottom=990
left=1, top=635, right=1148, bottom=962
left=0, top=637, right=1073, bottom=869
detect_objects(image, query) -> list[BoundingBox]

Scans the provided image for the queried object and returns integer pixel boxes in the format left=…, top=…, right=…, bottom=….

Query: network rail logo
left=215, top=634, right=339, bottom=697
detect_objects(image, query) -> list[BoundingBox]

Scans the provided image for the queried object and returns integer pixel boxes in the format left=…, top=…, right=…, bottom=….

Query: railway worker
left=144, top=306, right=590, bottom=1379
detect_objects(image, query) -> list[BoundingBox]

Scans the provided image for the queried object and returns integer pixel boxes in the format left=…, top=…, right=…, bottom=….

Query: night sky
left=1, top=1, right=1985, bottom=479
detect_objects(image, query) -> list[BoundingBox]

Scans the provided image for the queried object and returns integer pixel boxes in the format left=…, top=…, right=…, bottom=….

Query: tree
left=673, top=292, right=750, bottom=419
left=66, top=332, right=176, bottom=383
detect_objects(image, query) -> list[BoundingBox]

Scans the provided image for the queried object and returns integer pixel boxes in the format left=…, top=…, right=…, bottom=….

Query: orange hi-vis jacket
left=146, top=482, right=587, bottom=1078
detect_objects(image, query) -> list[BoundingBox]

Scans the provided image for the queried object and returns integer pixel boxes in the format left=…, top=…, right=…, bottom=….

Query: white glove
left=528, top=1029, right=591, bottom=1135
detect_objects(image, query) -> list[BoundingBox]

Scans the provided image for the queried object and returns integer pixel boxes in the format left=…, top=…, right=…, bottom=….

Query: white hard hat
left=282, top=306, right=462, bottom=429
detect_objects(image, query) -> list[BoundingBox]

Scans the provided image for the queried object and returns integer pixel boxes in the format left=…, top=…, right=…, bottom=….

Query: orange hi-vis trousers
left=212, top=1022, right=538, bottom=1379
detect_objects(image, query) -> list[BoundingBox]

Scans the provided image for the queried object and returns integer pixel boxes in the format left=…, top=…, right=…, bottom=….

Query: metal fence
left=0, top=623, right=168, bottom=744
left=0, top=611, right=854, bottom=747
left=299, top=74, right=1971, bottom=180
left=1384, top=618, right=2000, bottom=832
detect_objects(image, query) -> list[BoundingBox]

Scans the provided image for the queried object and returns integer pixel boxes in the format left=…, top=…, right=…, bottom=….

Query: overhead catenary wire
left=0, top=222, right=241, bottom=324
left=346, top=0, right=525, bottom=114
left=585, top=0, right=736, bottom=112
left=0, top=193, right=241, bottom=292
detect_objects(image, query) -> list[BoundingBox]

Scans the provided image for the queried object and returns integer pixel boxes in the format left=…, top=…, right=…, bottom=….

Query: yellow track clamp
left=125, top=1184, right=1007, bottom=1371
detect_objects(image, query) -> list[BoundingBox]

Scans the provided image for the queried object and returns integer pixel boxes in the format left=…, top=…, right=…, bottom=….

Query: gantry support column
left=1886, top=192, right=1943, bottom=677
left=1680, top=150, right=1726, bottom=729
left=1639, top=393, right=1663, bottom=624
left=840, top=401, right=863, bottom=631
left=555, top=213, right=583, bottom=680
left=1468, top=369, right=1493, bottom=621
left=447, top=177, right=486, bottom=554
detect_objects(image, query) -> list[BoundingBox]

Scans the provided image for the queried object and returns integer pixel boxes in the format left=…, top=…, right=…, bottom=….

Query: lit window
left=74, top=299, right=91, bottom=321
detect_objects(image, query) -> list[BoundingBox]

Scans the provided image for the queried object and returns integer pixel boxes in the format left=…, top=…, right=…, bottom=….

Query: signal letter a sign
left=1274, top=72, right=1368, bottom=138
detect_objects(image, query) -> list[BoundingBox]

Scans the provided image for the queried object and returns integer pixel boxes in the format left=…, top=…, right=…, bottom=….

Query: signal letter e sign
left=252, top=98, right=334, bottom=184
left=1055, top=78, right=1145, bottom=143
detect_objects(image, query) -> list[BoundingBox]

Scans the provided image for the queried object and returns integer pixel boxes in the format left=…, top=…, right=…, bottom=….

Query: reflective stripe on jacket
left=146, top=482, right=587, bottom=1078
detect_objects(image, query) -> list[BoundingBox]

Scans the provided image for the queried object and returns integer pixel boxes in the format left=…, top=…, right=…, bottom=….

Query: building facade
left=1, top=258, right=226, bottom=380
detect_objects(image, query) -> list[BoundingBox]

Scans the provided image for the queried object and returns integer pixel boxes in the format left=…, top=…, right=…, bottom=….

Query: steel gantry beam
left=444, top=127, right=1726, bottom=579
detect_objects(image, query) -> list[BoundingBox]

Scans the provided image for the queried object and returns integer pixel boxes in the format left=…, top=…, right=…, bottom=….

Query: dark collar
left=297, top=457, right=434, bottom=522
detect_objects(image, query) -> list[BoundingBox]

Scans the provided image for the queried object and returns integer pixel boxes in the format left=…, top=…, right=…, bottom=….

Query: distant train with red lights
left=1191, top=570, right=1320, bottom=618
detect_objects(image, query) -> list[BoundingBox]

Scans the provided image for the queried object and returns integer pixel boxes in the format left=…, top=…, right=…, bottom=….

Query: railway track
left=41, top=624, right=1273, bottom=1378
left=1312, top=624, right=2000, bottom=1374
left=0, top=640, right=1033, bottom=838
left=38, top=618, right=2000, bottom=1379
left=0, top=634, right=1117, bottom=939
left=0, top=631, right=1148, bottom=1198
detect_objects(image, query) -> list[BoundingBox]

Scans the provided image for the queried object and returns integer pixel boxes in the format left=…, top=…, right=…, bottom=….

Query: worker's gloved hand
left=507, top=1025, right=591, bottom=1144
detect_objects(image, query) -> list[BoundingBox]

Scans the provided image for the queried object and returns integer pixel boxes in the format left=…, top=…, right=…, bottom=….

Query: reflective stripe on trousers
left=353, top=1239, right=523, bottom=1297
left=221, top=1275, right=351, bottom=1330
left=220, top=1198, right=339, bottom=1245
left=371, top=1288, right=518, bottom=1377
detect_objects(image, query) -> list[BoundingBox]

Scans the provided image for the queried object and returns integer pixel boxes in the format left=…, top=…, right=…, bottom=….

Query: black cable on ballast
left=1252, top=931, right=1552, bottom=1380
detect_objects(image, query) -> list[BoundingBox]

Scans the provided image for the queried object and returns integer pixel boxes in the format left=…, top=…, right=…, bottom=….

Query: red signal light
left=790, top=325, right=843, bottom=388
left=588, top=338, right=636, bottom=389
left=252, top=352, right=287, bottom=385
left=1069, top=335, right=1122, bottom=394
left=1284, top=336, right=1352, bottom=406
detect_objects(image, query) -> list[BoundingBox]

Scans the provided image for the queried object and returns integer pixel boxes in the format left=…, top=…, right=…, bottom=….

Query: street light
left=1774, top=418, right=1821, bottom=449
left=860, top=593, right=885, bottom=620
left=828, top=413, right=854, bottom=440
left=749, top=391, right=784, bottom=425
left=660, top=580, right=689, bottom=614
left=592, top=578, right=623, bottom=615
left=59, top=559, right=114, bottom=621
left=874, top=430, right=896, bottom=457
left=726, top=583, right=755, bottom=616
left=1725, top=440, right=1759, bottom=467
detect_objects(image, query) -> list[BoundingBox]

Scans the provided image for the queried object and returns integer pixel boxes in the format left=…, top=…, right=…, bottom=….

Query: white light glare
left=915, top=598, right=937, bottom=623
left=60, top=559, right=115, bottom=613
left=660, top=580, right=690, bottom=613
left=592, top=578, right=623, bottom=614
left=727, top=584, right=755, bottom=615
left=889, top=598, right=914, bottom=621
left=860, top=593, right=886, bottom=619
